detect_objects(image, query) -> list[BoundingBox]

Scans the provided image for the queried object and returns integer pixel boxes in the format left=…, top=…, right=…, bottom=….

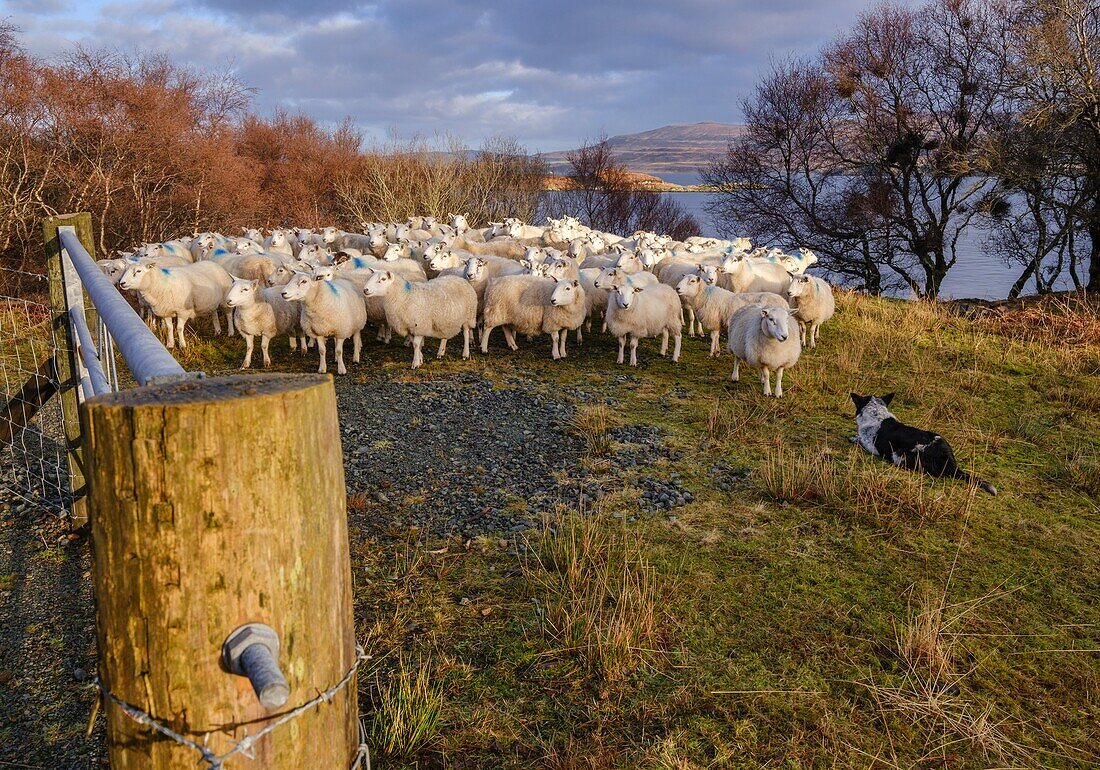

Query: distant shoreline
left=542, top=172, right=721, bottom=193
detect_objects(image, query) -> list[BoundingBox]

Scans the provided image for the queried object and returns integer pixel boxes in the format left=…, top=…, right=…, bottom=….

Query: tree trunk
left=84, top=373, right=357, bottom=769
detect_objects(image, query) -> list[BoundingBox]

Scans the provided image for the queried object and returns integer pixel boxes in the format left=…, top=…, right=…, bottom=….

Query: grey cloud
left=8, top=0, right=889, bottom=149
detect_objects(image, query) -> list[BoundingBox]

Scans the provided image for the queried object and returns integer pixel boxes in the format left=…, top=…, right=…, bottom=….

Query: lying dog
left=849, top=393, right=997, bottom=495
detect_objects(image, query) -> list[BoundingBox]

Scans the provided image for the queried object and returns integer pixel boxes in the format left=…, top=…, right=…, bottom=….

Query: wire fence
left=0, top=264, right=74, bottom=517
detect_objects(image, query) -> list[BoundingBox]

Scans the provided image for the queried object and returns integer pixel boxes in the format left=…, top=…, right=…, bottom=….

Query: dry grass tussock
left=855, top=589, right=1043, bottom=768
left=366, top=655, right=444, bottom=759
left=571, top=404, right=618, bottom=457
left=523, top=513, right=662, bottom=682
left=759, top=444, right=979, bottom=527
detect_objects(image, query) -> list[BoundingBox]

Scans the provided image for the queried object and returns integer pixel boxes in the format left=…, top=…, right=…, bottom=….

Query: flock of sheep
left=98, top=215, right=836, bottom=397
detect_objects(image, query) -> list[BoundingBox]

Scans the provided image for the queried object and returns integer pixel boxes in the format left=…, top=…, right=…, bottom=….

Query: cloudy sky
left=3, top=0, right=876, bottom=151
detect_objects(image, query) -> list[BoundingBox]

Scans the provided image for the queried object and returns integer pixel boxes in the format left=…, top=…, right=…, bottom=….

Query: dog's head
left=850, top=392, right=894, bottom=417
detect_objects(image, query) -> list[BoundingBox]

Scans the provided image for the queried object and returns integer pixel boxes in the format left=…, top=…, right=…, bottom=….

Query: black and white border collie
left=849, top=393, right=997, bottom=495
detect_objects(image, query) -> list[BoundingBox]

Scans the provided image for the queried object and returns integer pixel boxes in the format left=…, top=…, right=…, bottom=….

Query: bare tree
left=551, top=137, right=700, bottom=240
left=705, top=0, right=1015, bottom=297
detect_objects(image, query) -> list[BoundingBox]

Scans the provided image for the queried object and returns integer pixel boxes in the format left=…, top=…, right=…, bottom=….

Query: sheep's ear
left=760, top=308, right=769, bottom=317
left=572, top=280, right=579, bottom=287
left=882, top=393, right=895, bottom=406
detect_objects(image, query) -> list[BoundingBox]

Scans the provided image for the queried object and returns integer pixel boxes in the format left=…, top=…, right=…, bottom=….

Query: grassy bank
left=5, top=290, right=1097, bottom=767
left=174, top=290, right=1100, bottom=768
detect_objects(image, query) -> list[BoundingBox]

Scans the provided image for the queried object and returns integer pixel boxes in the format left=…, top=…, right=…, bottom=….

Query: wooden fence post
left=44, top=212, right=96, bottom=524
left=83, top=373, right=358, bottom=769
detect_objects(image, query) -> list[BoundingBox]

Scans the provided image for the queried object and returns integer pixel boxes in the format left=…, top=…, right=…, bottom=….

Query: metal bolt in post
left=222, top=623, right=291, bottom=710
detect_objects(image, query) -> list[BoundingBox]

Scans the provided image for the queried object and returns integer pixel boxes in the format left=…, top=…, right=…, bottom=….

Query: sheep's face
left=760, top=308, right=792, bottom=342
left=676, top=274, right=702, bottom=296
left=268, top=265, right=296, bottom=285
left=320, top=227, right=339, bottom=243
left=280, top=274, right=313, bottom=301
left=226, top=279, right=260, bottom=307
left=238, top=240, right=262, bottom=255
left=421, top=243, right=444, bottom=263
left=244, top=228, right=263, bottom=241
left=719, top=255, right=745, bottom=275
left=594, top=267, right=621, bottom=290
left=450, top=213, right=470, bottom=232
left=464, top=258, right=486, bottom=280
left=368, top=233, right=388, bottom=250
left=733, top=237, right=752, bottom=251
left=614, top=253, right=642, bottom=273
left=394, top=224, right=411, bottom=241
left=98, top=259, right=129, bottom=283
left=787, top=276, right=811, bottom=299
left=544, top=261, right=569, bottom=280
left=428, top=249, right=457, bottom=272
left=550, top=279, right=581, bottom=306
left=118, top=262, right=154, bottom=290
left=382, top=243, right=407, bottom=262
left=698, top=264, right=719, bottom=285
left=363, top=270, right=395, bottom=297
left=798, top=247, right=818, bottom=265
left=612, top=284, right=641, bottom=309
left=311, top=267, right=337, bottom=282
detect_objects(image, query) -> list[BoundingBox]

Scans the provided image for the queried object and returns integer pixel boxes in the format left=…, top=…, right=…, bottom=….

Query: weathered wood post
left=83, top=373, right=358, bottom=768
left=44, top=212, right=96, bottom=524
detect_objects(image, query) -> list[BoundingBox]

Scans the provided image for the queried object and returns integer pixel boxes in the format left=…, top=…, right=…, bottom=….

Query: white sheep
left=225, top=279, right=307, bottom=368
left=605, top=283, right=683, bottom=367
left=363, top=271, right=477, bottom=368
left=785, top=274, right=835, bottom=348
left=675, top=275, right=789, bottom=356
left=719, top=254, right=793, bottom=294
left=727, top=304, right=802, bottom=397
left=480, top=275, right=586, bottom=359
left=279, top=273, right=367, bottom=375
left=118, top=260, right=234, bottom=348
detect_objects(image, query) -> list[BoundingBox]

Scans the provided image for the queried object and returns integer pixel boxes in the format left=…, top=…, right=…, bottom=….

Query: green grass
left=143, top=292, right=1100, bottom=767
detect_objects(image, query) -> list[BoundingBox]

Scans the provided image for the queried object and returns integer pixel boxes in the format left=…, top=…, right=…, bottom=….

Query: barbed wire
left=93, top=645, right=371, bottom=769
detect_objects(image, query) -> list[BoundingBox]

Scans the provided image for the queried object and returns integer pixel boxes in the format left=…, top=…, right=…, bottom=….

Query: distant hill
left=542, top=122, right=745, bottom=177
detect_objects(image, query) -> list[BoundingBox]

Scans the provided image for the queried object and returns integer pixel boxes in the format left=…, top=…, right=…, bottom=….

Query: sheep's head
left=268, top=264, right=297, bottom=285
left=787, top=275, right=812, bottom=299
left=98, top=258, right=130, bottom=283
left=226, top=279, right=260, bottom=307
left=612, top=283, right=641, bottom=309
left=732, top=236, right=752, bottom=251
left=798, top=247, right=818, bottom=265
left=382, top=242, right=408, bottom=261
left=428, top=248, right=457, bottom=272
left=594, top=266, right=622, bottom=290
left=676, top=274, right=702, bottom=296
left=119, top=261, right=156, bottom=290
left=450, top=213, right=470, bottom=232
left=420, top=242, right=444, bottom=263
left=544, top=260, right=570, bottom=280
left=319, top=226, right=339, bottom=243
left=759, top=307, right=794, bottom=342
left=697, top=264, right=719, bottom=285
left=719, top=254, right=745, bottom=274
left=464, top=257, right=486, bottom=280
left=363, top=270, right=396, bottom=297
left=280, top=273, right=314, bottom=301
left=550, top=278, right=581, bottom=306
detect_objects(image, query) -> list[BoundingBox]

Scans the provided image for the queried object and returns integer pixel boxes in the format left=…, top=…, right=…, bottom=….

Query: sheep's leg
left=352, top=331, right=362, bottom=363
left=261, top=335, right=272, bottom=368
left=560, top=331, right=568, bottom=358
left=576, top=324, right=583, bottom=344
left=316, top=336, right=327, bottom=374
left=437, top=337, right=447, bottom=358
left=710, top=330, right=720, bottom=357
left=241, top=333, right=254, bottom=369
left=165, top=315, right=176, bottom=349
left=335, top=337, right=347, bottom=375
left=616, top=336, right=626, bottom=365
left=761, top=366, right=773, bottom=396
left=289, top=336, right=297, bottom=352
left=659, top=329, right=669, bottom=356
left=226, top=309, right=235, bottom=336
left=299, top=336, right=309, bottom=353
left=503, top=326, right=519, bottom=351
left=462, top=326, right=471, bottom=360
left=550, top=330, right=560, bottom=360
left=212, top=310, right=222, bottom=336
left=480, top=325, right=494, bottom=353
left=601, top=320, right=608, bottom=333
left=629, top=336, right=640, bottom=367
left=411, top=335, right=424, bottom=368
left=176, top=315, right=190, bottom=349
left=775, top=367, right=785, bottom=398
left=811, top=323, right=819, bottom=348
left=671, top=331, right=681, bottom=362
left=731, top=357, right=740, bottom=382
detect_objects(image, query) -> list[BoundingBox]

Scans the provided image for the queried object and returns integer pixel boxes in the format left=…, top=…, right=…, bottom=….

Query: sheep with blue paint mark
left=279, top=273, right=367, bottom=375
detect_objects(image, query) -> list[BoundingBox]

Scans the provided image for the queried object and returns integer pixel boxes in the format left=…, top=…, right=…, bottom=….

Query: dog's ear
left=850, top=392, right=871, bottom=412
left=882, top=393, right=895, bottom=406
